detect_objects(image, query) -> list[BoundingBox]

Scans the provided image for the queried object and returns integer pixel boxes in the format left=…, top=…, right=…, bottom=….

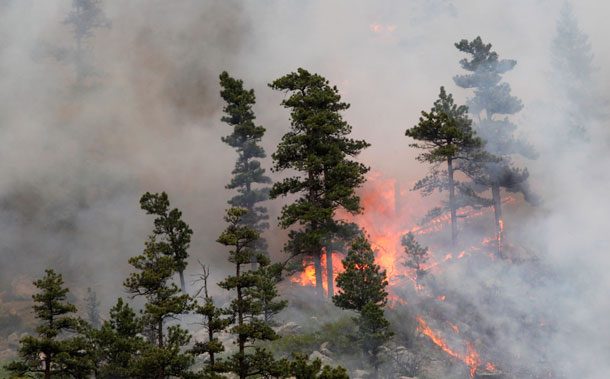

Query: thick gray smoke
left=0, top=0, right=609, bottom=377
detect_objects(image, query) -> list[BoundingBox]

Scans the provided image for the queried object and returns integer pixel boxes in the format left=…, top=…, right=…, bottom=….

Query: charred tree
left=269, top=68, right=369, bottom=298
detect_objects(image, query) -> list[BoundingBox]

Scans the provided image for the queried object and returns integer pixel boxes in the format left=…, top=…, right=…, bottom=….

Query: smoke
left=1, top=0, right=609, bottom=377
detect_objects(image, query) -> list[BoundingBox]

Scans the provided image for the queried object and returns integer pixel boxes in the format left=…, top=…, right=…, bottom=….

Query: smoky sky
left=0, top=0, right=609, bottom=377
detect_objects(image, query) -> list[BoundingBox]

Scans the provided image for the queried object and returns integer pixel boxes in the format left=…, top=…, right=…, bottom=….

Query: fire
left=289, top=249, right=344, bottom=297
left=417, top=316, right=488, bottom=377
left=287, top=172, right=518, bottom=374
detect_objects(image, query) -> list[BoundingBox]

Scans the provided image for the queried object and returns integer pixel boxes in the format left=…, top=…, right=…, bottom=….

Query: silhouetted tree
left=454, top=36, right=537, bottom=256
left=401, top=232, right=429, bottom=284
left=269, top=68, right=370, bottom=297
left=63, top=0, right=110, bottom=84
left=551, top=2, right=603, bottom=140
left=220, top=71, right=272, bottom=269
left=84, top=287, right=101, bottom=329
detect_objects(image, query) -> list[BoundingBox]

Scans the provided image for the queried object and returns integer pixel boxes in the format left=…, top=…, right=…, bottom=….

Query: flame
left=417, top=316, right=484, bottom=377
left=289, top=250, right=344, bottom=297
left=287, top=172, right=518, bottom=374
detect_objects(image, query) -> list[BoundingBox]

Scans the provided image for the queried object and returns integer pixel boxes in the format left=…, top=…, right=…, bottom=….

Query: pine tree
left=249, top=262, right=288, bottom=325
left=279, top=353, right=350, bottom=379
left=124, top=192, right=194, bottom=379
left=95, top=298, right=144, bottom=378
left=63, top=0, right=110, bottom=84
left=333, top=235, right=393, bottom=374
left=140, top=191, right=193, bottom=292
left=551, top=2, right=602, bottom=140
left=84, top=287, right=101, bottom=329
left=4, top=269, right=92, bottom=379
left=220, top=71, right=272, bottom=269
left=405, top=86, right=483, bottom=247
left=401, top=232, right=429, bottom=284
left=191, top=262, right=232, bottom=377
left=454, top=36, right=537, bottom=256
left=217, top=207, right=284, bottom=379
left=269, top=68, right=370, bottom=298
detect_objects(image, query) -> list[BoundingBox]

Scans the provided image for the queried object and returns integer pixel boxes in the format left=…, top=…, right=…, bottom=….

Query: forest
left=1, top=1, right=609, bottom=378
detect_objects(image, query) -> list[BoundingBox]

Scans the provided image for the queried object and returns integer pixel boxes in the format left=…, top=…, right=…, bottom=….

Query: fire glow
left=288, top=172, right=512, bottom=375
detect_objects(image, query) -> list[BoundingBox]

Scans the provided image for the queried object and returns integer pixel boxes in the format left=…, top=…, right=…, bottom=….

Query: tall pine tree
left=124, top=192, right=194, bottom=379
left=220, top=71, right=272, bottom=269
left=217, top=207, right=284, bottom=379
left=405, top=87, right=483, bottom=247
left=454, top=36, right=537, bottom=256
left=269, top=68, right=370, bottom=298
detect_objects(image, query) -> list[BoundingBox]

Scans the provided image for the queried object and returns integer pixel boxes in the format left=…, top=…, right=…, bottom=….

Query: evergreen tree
left=401, top=232, right=429, bottom=284
left=279, top=353, right=349, bottom=379
left=95, top=298, right=144, bottom=378
left=269, top=68, right=370, bottom=298
left=217, top=207, right=284, bottom=379
left=84, top=287, right=101, bottom=329
left=124, top=192, right=194, bottom=379
left=551, top=2, right=602, bottom=140
left=191, top=262, right=231, bottom=377
left=333, top=235, right=393, bottom=375
left=249, top=262, right=288, bottom=325
left=4, top=269, right=92, bottom=379
left=405, top=86, right=483, bottom=247
left=220, top=71, right=272, bottom=269
left=63, top=0, right=110, bottom=84
left=454, top=36, right=537, bottom=256
left=140, top=191, right=193, bottom=292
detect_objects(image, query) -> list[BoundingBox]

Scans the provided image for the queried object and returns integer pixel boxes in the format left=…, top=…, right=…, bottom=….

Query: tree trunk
left=158, top=319, right=165, bottom=379
left=491, top=184, right=503, bottom=258
left=447, top=157, right=457, bottom=248
left=179, top=270, right=186, bottom=293
left=326, top=248, right=334, bottom=298
left=207, top=314, right=215, bottom=367
left=44, top=356, right=50, bottom=379
left=314, top=253, right=324, bottom=297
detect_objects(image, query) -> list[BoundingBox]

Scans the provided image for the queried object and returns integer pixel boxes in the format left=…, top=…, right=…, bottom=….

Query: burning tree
left=333, top=235, right=393, bottom=375
left=406, top=86, right=483, bottom=248
left=139, top=191, right=193, bottom=292
left=220, top=71, right=272, bottom=269
left=269, top=68, right=370, bottom=298
left=453, top=36, right=537, bottom=256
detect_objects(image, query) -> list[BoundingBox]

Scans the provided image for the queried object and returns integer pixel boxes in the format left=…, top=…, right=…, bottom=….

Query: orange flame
left=417, top=316, right=491, bottom=377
